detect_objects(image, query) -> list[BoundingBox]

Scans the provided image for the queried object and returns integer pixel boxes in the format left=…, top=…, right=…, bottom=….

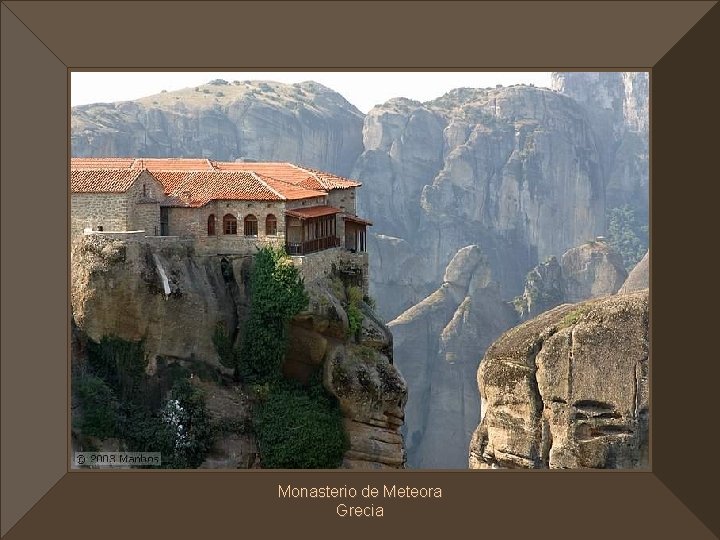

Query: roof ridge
left=250, top=171, right=286, bottom=200
left=290, top=162, right=323, bottom=184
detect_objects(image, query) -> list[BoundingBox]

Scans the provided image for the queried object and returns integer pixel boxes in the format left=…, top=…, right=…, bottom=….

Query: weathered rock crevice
left=470, top=290, right=649, bottom=469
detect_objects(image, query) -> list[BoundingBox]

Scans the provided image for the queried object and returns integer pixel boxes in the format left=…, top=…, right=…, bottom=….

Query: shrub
left=212, top=323, right=235, bottom=369
left=606, top=205, right=648, bottom=271
left=254, top=377, right=347, bottom=469
left=346, top=303, right=363, bottom=338
left=86, top=336, right=147, bottom=403
left=237, top=246, right=308, bottom=383
left=74, top=375, right=118, bottom=439
left=345, top=285, right=364, bottom=339
left=159, top=379, right=214, bottom=469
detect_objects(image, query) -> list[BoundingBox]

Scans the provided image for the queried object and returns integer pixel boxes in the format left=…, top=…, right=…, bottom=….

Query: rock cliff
left=619, top=251, right=649, bottom=294
left=72, top=80, right=364, bottom=176
left=469, top=289, right=649, bottom=469
left=388, top=246, right=516, bottom=468
left=355, top=85, right=607, bottom=318
left=515, top=239, right=628, bottom=320
left=71, top=235, right=405, bottom=469
left=551, top=72, right=649, bottom=215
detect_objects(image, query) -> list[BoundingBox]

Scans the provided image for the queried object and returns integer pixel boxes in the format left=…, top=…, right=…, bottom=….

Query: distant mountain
left=72, top=79, right=364, bottom=176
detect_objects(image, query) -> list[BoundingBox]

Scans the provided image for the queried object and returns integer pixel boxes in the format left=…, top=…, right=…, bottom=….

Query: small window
left=244, top=214, right=258, bottom=236
left=143, top=184, right=147, bottom=197
left=223, top=214, right=237, bottom=235
left=97, top=226, right=103, bottom=232
left=208, top=214, right=216, bottom=236
left=266, top=214, right=277, bottom=236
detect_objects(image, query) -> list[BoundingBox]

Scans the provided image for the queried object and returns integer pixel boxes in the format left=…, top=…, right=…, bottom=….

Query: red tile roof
left=70, top=158, right=359, bottom=206
left=71, top=168, right=144, bottom=193
left=343, top=215, right=373, bottom=226
left=285, top=206, right=342, bottom=219
left=165, top=171, right=283, bottom=206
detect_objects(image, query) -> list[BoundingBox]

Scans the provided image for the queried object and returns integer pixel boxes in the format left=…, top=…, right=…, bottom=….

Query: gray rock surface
left=72, top=80, right=364, bottom=176
left=389, top=246, right=517, bottom=468
left=469, top=289, right=649, bottom=469
left=551, top=72, right=649, bottom=215
left=561, top=240, right=627, bottom=303
left=619, top=251, right=649, bottom=294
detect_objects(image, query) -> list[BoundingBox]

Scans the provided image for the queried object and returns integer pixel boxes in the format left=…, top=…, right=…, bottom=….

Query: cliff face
left=72, top=80, right=364, bottom=176
left=71, top=235, right=405, bottom=469
left=354, top=86, right=607, bottom=320
left=469, top=289, right=649, bottom=469
left=71, top=236, right=250, bottom=368
left=551, top=72, right=649, bottom=215
left=619, top=251, right=649, bottom=294
left=515, top=239, right=628, bottom=320
left=388, top=246, right=517, bottom=468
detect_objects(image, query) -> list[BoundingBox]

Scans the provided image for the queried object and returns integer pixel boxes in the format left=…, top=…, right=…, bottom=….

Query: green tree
left=237, top=246, right=308, bottom=383
left=606, top=205, right=648, bottom=271
left=254, top=377, right=347, bottom=468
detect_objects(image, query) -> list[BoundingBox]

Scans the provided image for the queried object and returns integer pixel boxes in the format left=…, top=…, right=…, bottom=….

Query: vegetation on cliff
left=606, top=205, right=648, bottom=271
left=213, top=246, right=347, bottom=468
left=73, top=336, right=214, bottom=468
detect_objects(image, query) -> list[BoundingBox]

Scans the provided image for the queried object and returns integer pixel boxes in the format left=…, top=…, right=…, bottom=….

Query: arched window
left=265, top=214, right=277, bottom=236
left=207, top=214, right=216, bottom=236
left=244, top=214, right=258, bottom=237
left=223, top=214, right=237, bottom=235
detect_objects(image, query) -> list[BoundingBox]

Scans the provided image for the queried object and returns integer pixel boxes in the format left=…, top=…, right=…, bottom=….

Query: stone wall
left=72, top=171, right=167, bottom=239
left=327, top=188, right=357, bottom=243
left=71, top=192, right=130, bottom=237
left=293, top=248, right=369, bottom=294
left=170, top=200, right=287, bottom=239
left=127, top=171, right=166, bottom=235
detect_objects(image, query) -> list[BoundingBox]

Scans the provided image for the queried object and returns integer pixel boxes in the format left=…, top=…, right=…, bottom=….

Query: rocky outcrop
left=198, top=381, right=257, bottom=469
left=388, top=246, right=517, bottom=468
left=71, top=234, right=406, bottom=469
left=72, top=80, right=364, bottom=176
left=285, top=276, right=407, bottom=469
left=561, top=240, right=627, bottom=303
left=71, top=235, right=251, bottom=368
left=619, top=251, right=649, bottom=294
left=514, top=256, right=564, bottom=320
left=469, top=289, right=649, bottom=469
left=515, top=239, right=628, bottom=321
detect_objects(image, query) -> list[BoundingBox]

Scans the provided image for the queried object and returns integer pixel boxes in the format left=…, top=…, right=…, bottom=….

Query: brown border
left=2, top=1, right=719, bottom=538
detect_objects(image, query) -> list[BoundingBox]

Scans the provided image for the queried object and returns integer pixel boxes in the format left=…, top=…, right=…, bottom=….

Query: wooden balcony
left=286, top=236, right=340, bottom=256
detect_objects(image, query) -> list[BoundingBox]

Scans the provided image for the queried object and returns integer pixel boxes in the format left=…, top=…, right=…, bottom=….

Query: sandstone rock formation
left=72, top=80, right=364, bottom=176
left=619, top=251, right=649, bottom=294
left=71, top=234, right=406, bottom=469
left=514, top=256, right=564, bottom=320
left=285, top=278, right=407, bottom=469
left=469, top=289, right=649, bottom=469
left=71, top=235, right=251, bottom=368
left=560, top=239, right=627, bottom=303
left=515, top=239, right=628, bottom=321
left=388, top=246, right=517, bottom=468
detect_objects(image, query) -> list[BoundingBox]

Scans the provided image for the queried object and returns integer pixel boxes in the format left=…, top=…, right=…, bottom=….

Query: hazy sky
left=71, top=72, right=554, bottom=113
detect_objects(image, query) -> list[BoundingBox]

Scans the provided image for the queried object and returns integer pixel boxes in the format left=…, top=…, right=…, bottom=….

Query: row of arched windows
left=207, top=214, right=277, bottom=236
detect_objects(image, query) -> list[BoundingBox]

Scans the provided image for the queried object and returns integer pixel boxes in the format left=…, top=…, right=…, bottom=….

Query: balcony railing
left=286, top=236, right=340, bottom=255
